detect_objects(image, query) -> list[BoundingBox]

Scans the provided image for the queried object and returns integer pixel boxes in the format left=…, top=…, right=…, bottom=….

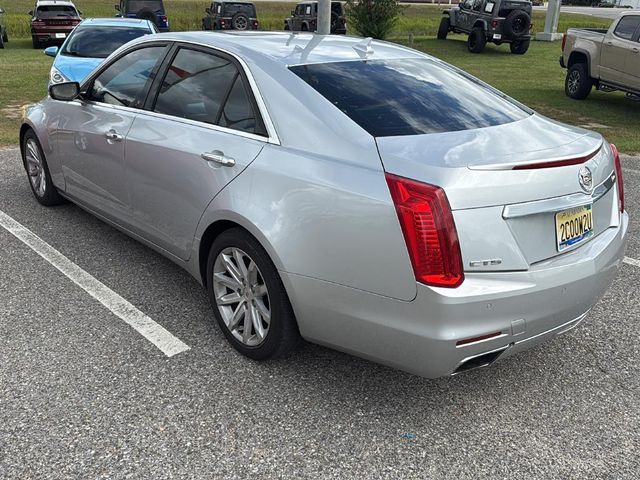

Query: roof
left=140, top=32, right=424, bottom=67
left=35, top=0, right=77, bottom=6
left=77, top=17, right=153, bottom=28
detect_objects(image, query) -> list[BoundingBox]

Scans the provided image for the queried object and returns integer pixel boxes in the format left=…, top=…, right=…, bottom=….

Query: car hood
left=53, top=55, right=104, bottom=84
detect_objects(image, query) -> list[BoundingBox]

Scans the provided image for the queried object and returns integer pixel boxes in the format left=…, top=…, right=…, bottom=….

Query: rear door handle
left=633, top=48, right=640, bottom=54
left=105, top=129, right=123, bottom=142
left=201, top=150, right=236, bottom=167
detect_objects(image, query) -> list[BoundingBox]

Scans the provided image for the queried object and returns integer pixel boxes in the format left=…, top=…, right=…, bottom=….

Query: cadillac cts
left=20, top=32, right=628, bottom=377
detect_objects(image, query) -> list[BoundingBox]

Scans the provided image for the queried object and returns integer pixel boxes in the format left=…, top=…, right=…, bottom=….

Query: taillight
left=611, top=143, right=624, bottom=213
left=385, top=174, right=464, bottom=288
left=561, top=33, right=567, bottom=51
left=490, top=19, right=498, bottom=28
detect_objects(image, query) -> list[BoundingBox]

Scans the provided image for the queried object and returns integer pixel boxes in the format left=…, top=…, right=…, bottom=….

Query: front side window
left=305, top=5, right=312, bottom=15
left=153, top=48, right=265, bottom=135
left=614, top=15, right=640, bottom=41
left=88, top=46, right=166, bottom=108
left=290, top=58, right=530, bottom=137
left=62, top=26, right=151, bottom=59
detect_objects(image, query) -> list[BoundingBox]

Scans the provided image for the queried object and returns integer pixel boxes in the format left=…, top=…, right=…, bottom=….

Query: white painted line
left=0, top=210, right=190, bottom=357
left=624, top=256, right=640, bottom=268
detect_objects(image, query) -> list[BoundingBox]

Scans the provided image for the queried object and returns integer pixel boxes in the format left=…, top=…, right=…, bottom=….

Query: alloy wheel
left=212, top=247, right=271, bottom=346
left=25, top=138, right=46, bottom=197
left=568, top=70, right=580, bottom=95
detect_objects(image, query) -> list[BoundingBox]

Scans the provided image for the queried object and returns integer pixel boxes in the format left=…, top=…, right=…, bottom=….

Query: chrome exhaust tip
left=452, top=345, right=510, bottom=375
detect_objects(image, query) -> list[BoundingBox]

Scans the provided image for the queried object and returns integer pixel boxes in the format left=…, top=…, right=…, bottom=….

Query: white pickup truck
left=560, top=11, right=640, bottom=100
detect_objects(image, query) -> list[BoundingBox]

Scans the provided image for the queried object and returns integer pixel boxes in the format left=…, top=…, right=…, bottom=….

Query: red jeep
left=29, top=0, right=82, bottom=49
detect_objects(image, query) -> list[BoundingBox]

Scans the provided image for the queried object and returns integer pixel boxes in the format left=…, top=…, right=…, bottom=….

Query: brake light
left=385, top=174, right=464, bottom=288
left=562, top=33, right=567, bottom=51
left=160, top=15, right=167, bottom=22
left=490, top=19, right=498, bottom=28
left=611, top=143, right=624, bottom=213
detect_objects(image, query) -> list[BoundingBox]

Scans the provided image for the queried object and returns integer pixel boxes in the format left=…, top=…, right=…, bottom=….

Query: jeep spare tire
left=503, top=10, right=531, bottom=38
left=232, top=13, right=249, bottom=30
left=136, top=8, right=158, bottom=24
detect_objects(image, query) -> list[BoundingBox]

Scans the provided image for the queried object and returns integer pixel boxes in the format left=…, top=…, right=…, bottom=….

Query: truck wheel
left=437, top=17, right=450, bottom=40
left=510, top=39, right=530, bottom=55
left=468, top=28, right=486, bottom=53
left=565, top=63, right=592, bottom=100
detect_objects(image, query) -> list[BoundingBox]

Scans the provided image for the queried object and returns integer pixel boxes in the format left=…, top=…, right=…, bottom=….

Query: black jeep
left=284, top=1, right=346, bottom=34
left=438, top=0, right=532, bottom=54
left=202, top=2, right=259, bottom=31
left=116, top=0, right=169, bottom=32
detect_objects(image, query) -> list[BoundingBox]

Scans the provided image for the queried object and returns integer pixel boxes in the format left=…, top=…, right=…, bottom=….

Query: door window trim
left=613, top=15, right=640, bottom=42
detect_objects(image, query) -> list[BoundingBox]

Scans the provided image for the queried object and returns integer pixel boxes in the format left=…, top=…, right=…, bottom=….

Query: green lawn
left=1, top=1, right=638, bottom=152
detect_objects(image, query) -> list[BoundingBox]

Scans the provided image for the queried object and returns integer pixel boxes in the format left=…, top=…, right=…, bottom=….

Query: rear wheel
left=207, top=228, right=301, bottom=361
left=437, top=17, right=450, bottom=40
left=22, top=130, right=65, bottom=206
left=565, top=63, right=592, bottom=100
left=2, top=28, right=7, bottom=42
left=231, top=13, right=249, bottom=30
left=301, top=23, right=308, bottom=31
left=510, top=39, right=530, bottom=54
left=0, top=33, right=4, bottom=49
left=468, top=27, right=486, bottom=53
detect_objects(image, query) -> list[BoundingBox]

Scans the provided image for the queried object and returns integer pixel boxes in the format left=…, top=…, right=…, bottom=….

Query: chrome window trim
left=78, top=38, right=281, bottom=145
left=502, top=170, right=616, bottom=219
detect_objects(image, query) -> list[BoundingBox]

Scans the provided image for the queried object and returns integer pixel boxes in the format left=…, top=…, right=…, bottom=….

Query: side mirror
left=78, top=10, right=83, bottom=15
left=0, top=8, right=5, bottom=14
left=115, top=4, right=121, bottom=11
left=28, top=10, right=34, bottom=16
left=44, top=46, right=59, bottom=57
left=49, top=82, right=80, bottom=101
left=205, top=7, right=211, bottom=14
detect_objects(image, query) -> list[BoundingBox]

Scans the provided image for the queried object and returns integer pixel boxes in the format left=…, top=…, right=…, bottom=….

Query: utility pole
left=317, top=0, right=331, bottom=35
left=536, top=0, right=563, bottom=41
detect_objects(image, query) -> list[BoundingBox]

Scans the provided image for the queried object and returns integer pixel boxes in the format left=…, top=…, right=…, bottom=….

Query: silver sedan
left=20, top=32, right=628, bottom=378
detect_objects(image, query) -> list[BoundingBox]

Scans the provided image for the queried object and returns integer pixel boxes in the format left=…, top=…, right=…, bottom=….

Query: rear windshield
left=62, top=26, right=151, bottom=58
left=36, top=6, right=78, bottom=17
left=125, top=0, right=165, bottom=12
left=289, top=58, right=530, bottom=137
left=222, top=3, right=256, bottom=15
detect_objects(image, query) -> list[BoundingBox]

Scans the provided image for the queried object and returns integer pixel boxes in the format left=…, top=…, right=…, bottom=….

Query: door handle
left=105, top=129, right=123, bottom=142
left=633, top=48, right=640, bottom=54
left=201, top=150, right=236, bottom=167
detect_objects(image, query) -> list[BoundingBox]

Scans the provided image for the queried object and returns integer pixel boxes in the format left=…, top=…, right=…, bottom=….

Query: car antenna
left=352, top=37, right=374, bottom=58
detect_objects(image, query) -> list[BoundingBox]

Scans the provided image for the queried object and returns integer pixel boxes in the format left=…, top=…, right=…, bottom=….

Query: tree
left=344, top=0, right=405, bottom=40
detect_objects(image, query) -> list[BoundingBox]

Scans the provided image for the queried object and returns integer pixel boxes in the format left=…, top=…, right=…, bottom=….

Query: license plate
left=493, top=34, right=502, bottom=40
left=555, top=204, right=594, bottom=252
left=54, top=33, right=66, bottom=38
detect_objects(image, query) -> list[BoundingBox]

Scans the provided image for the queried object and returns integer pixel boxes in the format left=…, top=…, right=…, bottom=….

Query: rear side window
left=614, top=15, right=640, bottom=41
left=153, top=47, right=266, bottom=136
left=289, top=58, right=530, bottom=137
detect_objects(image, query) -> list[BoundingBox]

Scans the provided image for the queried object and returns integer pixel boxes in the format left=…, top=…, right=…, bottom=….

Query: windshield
left=62, top=26, right=151, bottom=58
left=36, top=6, right=78, bottom=17
left=125, top=1, right=165, bottom=12
left=290, top=58, right=530, bottom=137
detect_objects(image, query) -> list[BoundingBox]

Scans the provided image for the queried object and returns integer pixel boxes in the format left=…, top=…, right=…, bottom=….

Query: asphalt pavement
left=0, top=146, right=639, bottom=479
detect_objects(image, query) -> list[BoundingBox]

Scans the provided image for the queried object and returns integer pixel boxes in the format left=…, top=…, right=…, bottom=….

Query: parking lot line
left=624, top=257, right=640, bottom=268
left=0, top=209, right=190, bottom=358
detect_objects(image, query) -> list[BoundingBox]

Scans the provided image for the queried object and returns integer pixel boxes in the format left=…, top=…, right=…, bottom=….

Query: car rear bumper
left=282, top=212, right=628, bottom=378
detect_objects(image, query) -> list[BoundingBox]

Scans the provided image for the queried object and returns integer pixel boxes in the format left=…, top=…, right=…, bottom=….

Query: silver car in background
left=20, top=32, right=628, bottom=378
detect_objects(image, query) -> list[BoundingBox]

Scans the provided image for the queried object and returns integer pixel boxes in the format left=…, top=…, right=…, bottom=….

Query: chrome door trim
left=502, top=170, right=616, bottom=219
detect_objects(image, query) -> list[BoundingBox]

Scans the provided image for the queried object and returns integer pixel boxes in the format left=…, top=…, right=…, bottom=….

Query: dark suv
left=284, top=1, right=346, bottom=34
left=116, top=0, right=169, bottom=32
left=30, top=0, right=82, bottom=49
left=202, top=2, right=259, bottom=31
left=0, top=7, right=8, bottom=49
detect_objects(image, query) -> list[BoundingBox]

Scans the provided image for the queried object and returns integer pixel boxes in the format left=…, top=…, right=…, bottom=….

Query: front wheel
left=22, top=130, right=65, bottom=206
left=207, top=228, right=301, bottom=361
left=437, top=17, right=450, bottom=40
left=565, top=63, right=592, bottom=100
left=510, top=39, right=530, bottom=55
left=468, top=27, right=486, bottom=53
left=32, top=36, right=40, bottom=49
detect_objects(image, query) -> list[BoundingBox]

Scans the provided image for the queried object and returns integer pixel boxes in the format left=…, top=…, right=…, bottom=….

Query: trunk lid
left=376, top=114, right=620, bottom=272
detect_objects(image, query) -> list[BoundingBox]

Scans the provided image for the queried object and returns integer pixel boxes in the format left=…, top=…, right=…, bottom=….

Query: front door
left=600, top=15, right=640, bottom=86
left=56, top=44, right=167, bottom=223
left=124, top=46, right=268, bottom=260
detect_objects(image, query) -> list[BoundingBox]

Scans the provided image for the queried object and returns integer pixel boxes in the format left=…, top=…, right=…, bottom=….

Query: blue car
left=45, top=18, right=157, bottom=85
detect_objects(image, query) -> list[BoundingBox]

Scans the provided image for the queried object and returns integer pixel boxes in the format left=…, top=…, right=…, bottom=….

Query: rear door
left=56, top=44, right=168, bottom=224
left=600, top=15, right=640, bottom=85
left=123, top=45, right=268, bottom=260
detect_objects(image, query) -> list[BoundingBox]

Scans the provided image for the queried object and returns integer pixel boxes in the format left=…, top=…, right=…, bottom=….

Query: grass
left=1, top=1, right=638, bottom=151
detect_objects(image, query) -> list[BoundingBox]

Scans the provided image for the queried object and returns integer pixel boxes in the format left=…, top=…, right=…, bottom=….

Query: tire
left=503, top=10, right=531, bottom=38
left=510, top=39, right=530, bottom=54
left=32, top=36, right=40, bottom=49
left=231, top=13, right=249, bottom=30
left=301, top=23, right=309, bottom=31
left=437, top=17, right=450, bottom=40
left=22, top=130, right=65, bottom=206
left=207, top=228, right=301, bottom=361
left=565, top=63, right=592, bottom=100
left=468, top=27, right=486, bottom=53
left=2, top=29, right=7, bottom=43
left=0, top=33, right=4, bottom=49
left=284, top=22, right=290, bottom=31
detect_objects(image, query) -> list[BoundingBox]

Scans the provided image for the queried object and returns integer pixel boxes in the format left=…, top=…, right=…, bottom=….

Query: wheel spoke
left=26, top=142, right=39, bottom=162
left=247, top=260, right=258, bottom=285
left=214, top=271, right=241, bottom=291
left=242, top=308, right=252, bottom=342
left=228, top=300, right=246, bottom=331
left=253, top=298, right=270, bottom=324
left=233, top=248, right=248, bottom=278
left=250, top=304, right=265, bottom=339
left=217, top=291, right=242, bottom=306
left=221, top=252, right=243, bottom=284
left=253, top=283, right=267, bottom=297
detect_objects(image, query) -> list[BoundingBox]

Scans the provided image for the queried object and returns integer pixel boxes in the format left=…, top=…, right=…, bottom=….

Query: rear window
left=62, top=26, right=151, bottom=58
left=223, top=3, right=257, bottom=16
left=289, top=58, right=530, bottom=137
left=36, top=6, right=78, bottom=17
left=125, top=0, right=165, bottom=12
